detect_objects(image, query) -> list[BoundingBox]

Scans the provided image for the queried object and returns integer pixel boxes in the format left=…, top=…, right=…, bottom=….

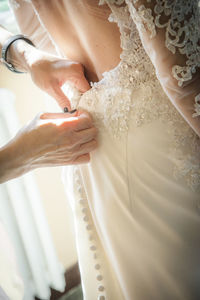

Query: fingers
left=40, top=111, right=91, bottom=122
left=73, top=153, right=90, bottom=164
left=38, top=153, right=90, bottom=166
left=40, top=112, right=77, bottom=120
left=74, top=127, right=98, bottom=145
left=66, top=62, right=91, bottom=93
left=73, top=75, right=91, bottom=93
left=77, top=139, right=98, bottom=155
left=73, top=112, right=94, bottom=131
left=49, top=84, right=72, bottom=110
left=41, top=111, right=94, bottom=131
left=50, top=139, right=97, bottom=159
left=39, top=112, right=94, bottom=135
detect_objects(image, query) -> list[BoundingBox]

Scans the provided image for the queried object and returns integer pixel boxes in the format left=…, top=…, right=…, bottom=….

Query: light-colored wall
left=0, top=65, right=78, bottom=269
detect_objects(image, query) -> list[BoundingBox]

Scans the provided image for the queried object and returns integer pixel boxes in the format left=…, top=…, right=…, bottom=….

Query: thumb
left=40, top=112, right=78, bottom=120
left=72, top=75, right=91, bottom=93
left=49, top=83, right=72, bottom=110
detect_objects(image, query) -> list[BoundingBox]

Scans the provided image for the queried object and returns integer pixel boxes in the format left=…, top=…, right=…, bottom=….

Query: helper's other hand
left=0, top=111, right=97, bottom=183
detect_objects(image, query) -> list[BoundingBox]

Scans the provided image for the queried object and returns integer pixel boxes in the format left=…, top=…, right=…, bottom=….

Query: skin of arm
left=0, top=111, right=98, bottom=183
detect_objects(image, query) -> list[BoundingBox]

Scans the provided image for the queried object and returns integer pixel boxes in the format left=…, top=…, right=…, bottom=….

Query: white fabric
left=0, top=286, right=11, bottom=300
left=0, top=223, right=24, bottom=300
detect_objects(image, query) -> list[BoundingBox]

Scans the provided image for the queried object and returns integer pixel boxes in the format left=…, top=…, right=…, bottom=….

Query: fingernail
left=64, top=107, right=68, bottom=113
left=69, top=109, right=77, bottom=114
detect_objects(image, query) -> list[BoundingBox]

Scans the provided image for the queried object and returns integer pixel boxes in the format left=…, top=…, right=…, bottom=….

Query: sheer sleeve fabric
left=124, top=0, right=200, bottom=137
left=8, top=0, right=57, bottom=55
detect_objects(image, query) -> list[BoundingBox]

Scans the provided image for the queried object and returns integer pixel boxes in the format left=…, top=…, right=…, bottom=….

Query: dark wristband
left=1, top=34, right=35, bottom=73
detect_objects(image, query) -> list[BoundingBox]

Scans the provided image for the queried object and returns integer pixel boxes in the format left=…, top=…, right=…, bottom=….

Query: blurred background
left=0, top=1, right=82, bottom=299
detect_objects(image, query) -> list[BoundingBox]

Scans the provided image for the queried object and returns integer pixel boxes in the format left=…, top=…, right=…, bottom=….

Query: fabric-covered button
left=98, top=285, right=105, bottom=292
left=86, top=224, right=92, bottom=230
left=82, top=207, right=88, bottom=213
left=90, top=245, right=96, bottom=251
left=98, top=296, right=105, bottom=300
left=95, top=264, right=101, bottom=270
left=79, top=199, right=86, bottom=205
left=97, top=275, right=103, bottom=281
left=83, top=216, right=89, bottom=222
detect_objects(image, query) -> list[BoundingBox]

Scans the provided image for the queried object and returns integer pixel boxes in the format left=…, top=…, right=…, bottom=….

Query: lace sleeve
left=124, top=0, right=200, bottom=137
left=8, top=0, right=57, bottom=54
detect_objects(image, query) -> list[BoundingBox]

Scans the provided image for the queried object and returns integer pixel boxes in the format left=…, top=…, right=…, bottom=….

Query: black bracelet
left=1, top=34, right=35, bottom=73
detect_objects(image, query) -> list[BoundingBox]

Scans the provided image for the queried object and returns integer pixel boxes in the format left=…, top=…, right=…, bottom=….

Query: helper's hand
left=29, top=50, right=90, bottom=110
left=0, top=111, right=97, bottom=183
left=8, top=41, right=90, bottom=110
left=30, top=52, right=90, bottom=110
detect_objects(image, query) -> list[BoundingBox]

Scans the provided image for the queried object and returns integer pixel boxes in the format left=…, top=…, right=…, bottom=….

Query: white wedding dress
left=11, top=1, right=200, bottom=299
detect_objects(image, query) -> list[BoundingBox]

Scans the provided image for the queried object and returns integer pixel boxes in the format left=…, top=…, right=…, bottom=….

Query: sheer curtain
left=0, top=88, right=66, bottom=300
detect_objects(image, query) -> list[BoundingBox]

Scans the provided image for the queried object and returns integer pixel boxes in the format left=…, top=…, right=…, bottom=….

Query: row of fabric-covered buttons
left=74, top=168, right=106, bottom=300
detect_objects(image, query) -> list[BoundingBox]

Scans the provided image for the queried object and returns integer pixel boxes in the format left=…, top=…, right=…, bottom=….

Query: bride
left=8, top=0, right=200, bottom=299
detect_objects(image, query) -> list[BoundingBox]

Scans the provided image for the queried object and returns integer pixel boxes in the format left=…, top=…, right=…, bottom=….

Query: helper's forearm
left=0, top=25, right=35, bottom=72
left=0, top=139, right=31, bottom=183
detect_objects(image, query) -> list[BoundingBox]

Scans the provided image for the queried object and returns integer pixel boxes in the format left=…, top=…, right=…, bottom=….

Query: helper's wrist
left=0, top=141, right=27, bottom=183
left=7, top=39, right=37, bottom=73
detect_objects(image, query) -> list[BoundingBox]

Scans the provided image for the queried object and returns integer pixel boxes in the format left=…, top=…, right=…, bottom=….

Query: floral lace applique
left=127, top=1, right=200, bottom=82
left=126, top=0, right=200, bottom=118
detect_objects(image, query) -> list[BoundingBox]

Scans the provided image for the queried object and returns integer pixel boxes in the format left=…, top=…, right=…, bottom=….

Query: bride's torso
left=32, top=0, right=122, bottom=82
